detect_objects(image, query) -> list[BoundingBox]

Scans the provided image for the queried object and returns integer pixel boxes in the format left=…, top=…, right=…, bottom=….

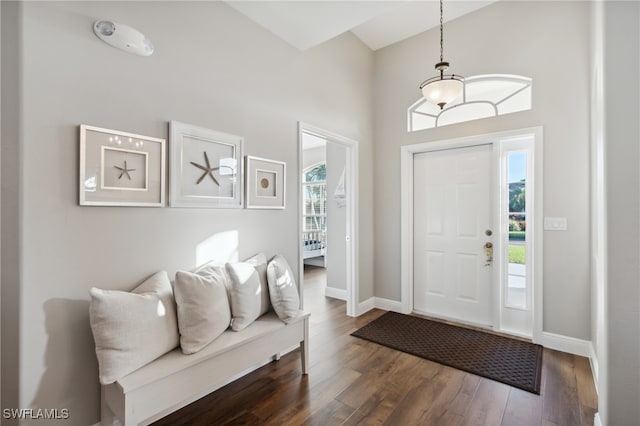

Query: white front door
left=413, top=144, right=494, bottom=327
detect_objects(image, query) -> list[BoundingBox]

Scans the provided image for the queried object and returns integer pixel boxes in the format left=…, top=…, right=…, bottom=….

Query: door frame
left=400, top=127, right=543, bottom=342
left=298, top=122, right=359, bottom=317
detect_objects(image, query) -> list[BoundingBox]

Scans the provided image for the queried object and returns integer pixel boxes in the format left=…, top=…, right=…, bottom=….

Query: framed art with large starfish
left=169, top=121, right=243, bottom=208
left=79, top=125, right=166, bottom=206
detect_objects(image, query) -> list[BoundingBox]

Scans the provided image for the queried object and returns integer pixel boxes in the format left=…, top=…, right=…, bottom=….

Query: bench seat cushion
left=117, top=312, right=289, bottom=393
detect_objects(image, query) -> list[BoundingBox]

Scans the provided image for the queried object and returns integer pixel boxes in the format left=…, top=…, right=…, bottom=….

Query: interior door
left=413, top=144, right=494, bottom=327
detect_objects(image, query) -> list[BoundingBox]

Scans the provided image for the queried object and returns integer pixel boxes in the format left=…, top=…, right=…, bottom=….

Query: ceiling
left=225, top=1, right=497, bottom=51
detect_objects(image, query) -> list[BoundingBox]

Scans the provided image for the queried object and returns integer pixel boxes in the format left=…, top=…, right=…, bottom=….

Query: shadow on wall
left=29, top=299, right=100, bottom=425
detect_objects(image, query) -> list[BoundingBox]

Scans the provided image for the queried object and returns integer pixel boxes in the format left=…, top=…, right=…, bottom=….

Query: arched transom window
left=408, top=74, right=532, bottom=131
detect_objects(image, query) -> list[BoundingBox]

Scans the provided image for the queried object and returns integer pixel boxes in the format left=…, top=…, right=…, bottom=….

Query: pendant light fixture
left=419, top=0, right=463, bottom=110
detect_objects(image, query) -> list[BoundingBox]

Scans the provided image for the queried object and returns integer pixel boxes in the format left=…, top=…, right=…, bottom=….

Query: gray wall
left=373, top=1, right=591, bottom=339
left=10, top=2, right=374, bottom=424
left=602, top=2, right=640, bottom=423
left=2, top=2, right=22, bottom=423
left=326, top=142, right=347, bottom=291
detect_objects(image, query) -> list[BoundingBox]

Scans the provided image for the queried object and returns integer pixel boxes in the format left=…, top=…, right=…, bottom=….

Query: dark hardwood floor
left=154, top=266, right=597, bottom=426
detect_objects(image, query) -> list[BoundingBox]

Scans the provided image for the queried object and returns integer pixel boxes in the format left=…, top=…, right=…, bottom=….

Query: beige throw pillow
left=267, top=255, right=303, bottom=323
left=89, top=271, right=179, bottom=385
left=225, top=255, right=270, bottom=331
left=174, top=271, right=231, bottom=354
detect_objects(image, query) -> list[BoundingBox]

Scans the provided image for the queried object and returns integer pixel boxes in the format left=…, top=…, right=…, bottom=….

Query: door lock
left=484, top=242, right=493, bottom=266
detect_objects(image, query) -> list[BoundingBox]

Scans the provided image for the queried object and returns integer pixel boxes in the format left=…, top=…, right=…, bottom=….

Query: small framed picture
left=169, top=121, right=243, bottom=208
left=246, top=156, right=286, bottom=209
left=79, top=125, right=166, bottom=206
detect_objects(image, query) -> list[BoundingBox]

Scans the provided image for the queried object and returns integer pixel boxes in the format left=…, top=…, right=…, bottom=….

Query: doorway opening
left=298, top=123, right=358, bottom=317
left=400, top=127, right=543, bottom=341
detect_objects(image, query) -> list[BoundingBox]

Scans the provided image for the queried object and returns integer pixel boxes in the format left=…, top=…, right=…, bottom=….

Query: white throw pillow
left=225, top=256, right=271, bottom=331
left=245, top=253, right=270, bottom=316
left=174, top=271, right=231, bottom=354
left=89, top=271, right=179, bottom=385
left=267, top=255, right=303, bottom=323
left=194, top=263, right=232, bottom=305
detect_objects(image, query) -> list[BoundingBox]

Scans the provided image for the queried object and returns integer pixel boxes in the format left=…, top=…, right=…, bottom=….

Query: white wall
left=601, top=2, right=640, bottom=424
left=373, top=1, right=591, bottom=340
left=302, top=145, right=326, bottom=170
left=9, top=2, right=375, bottom=424
left=326, top=142, right=347, bottom=291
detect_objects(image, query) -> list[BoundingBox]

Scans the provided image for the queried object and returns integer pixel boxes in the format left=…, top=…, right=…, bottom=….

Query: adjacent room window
left=303, top=163, right=327, bottom=232
left=408, top=74, right=532, bottom=131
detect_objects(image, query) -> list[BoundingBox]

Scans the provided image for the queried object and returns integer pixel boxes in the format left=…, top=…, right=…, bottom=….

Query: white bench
left=100, top=312, right=310, bottom=426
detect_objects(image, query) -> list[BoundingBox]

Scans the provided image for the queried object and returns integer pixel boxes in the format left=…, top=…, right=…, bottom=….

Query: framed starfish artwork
left=169, top=121, right=243, bottom=208
left=79, top=125, right=166, bottom=206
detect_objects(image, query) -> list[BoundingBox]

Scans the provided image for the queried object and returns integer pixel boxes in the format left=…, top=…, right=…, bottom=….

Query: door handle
left=484, top=242, right=493, bottom=266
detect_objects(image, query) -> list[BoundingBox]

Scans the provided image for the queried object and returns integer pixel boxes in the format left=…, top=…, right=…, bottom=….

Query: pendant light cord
left=440, top=0, right=444, bottom=64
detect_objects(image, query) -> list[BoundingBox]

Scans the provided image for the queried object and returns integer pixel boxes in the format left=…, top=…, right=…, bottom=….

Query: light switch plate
left=544, top=217, right=567, bottom=231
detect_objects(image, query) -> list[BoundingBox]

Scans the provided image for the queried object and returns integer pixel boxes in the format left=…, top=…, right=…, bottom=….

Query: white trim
left=594, top=412, right=602, bottom=426
left=356, top=297, right=411, bottom=316
left=540, top=332, right=591, bottom=357
left=324, top=287, right=347, bottom=301
left=357, top=298, right=375, bottom=316
left=298, top=122, right=359, bottom=317
left=400, top=127, right=544, bottom=342
left=374, top=297, right=404, bottom=313
left=589, top=341, right=599, bottom=394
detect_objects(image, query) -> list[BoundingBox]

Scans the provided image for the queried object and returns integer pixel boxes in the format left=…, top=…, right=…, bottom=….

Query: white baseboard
left=324, top=287, right=347, bottom=301
left=373, top=297, right=404, bottom=312
left=355, top=297, right=411, bottom=316
left=356, top=297, right=375, bottom=315
left=541, top=331, right=591, bottom=357
left=594, top=412, right=602, bottom=426
left=589, top=341, right=599, bottom=394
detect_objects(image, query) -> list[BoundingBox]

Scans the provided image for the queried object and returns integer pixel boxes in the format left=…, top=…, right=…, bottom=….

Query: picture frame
left=169, top=121, right=243, bottom=208
left=246, top=156, right=286, bottom=209
left=79, top=125, right=166, bottom=207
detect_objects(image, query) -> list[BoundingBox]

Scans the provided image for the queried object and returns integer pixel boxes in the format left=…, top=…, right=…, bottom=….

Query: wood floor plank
left=574, top=355, right=597, bottom=426
left=151, top=268, right=597, bottom=426
left=420, top=368, right=481, bottom=424
left=542, top=349, right=582, bottom=426
left=264, top=368, right=361, bottom=425
left=300, top=399, right=355, bottom=426
left=461, top=378, right=510, bottom=426
left=502, top=387, right=542, bottom=426
left=342, top=391, right=395, bottom=426
left=381, top=363, right=457, bottom=424
left=338, top=351, right=425, bottom=410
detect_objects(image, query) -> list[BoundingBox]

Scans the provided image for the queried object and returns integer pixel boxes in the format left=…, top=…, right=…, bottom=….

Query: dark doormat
left=351, top=311, right=543, bottom=394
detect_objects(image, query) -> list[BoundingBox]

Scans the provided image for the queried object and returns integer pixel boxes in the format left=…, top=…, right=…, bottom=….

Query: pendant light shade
left=420, top=73, right=464, bottom=109
left=419, top=0, right=463, bottom=110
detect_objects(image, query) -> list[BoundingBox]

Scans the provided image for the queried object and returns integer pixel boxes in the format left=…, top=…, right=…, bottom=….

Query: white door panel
left=413, top=145, right=493, bottom=326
